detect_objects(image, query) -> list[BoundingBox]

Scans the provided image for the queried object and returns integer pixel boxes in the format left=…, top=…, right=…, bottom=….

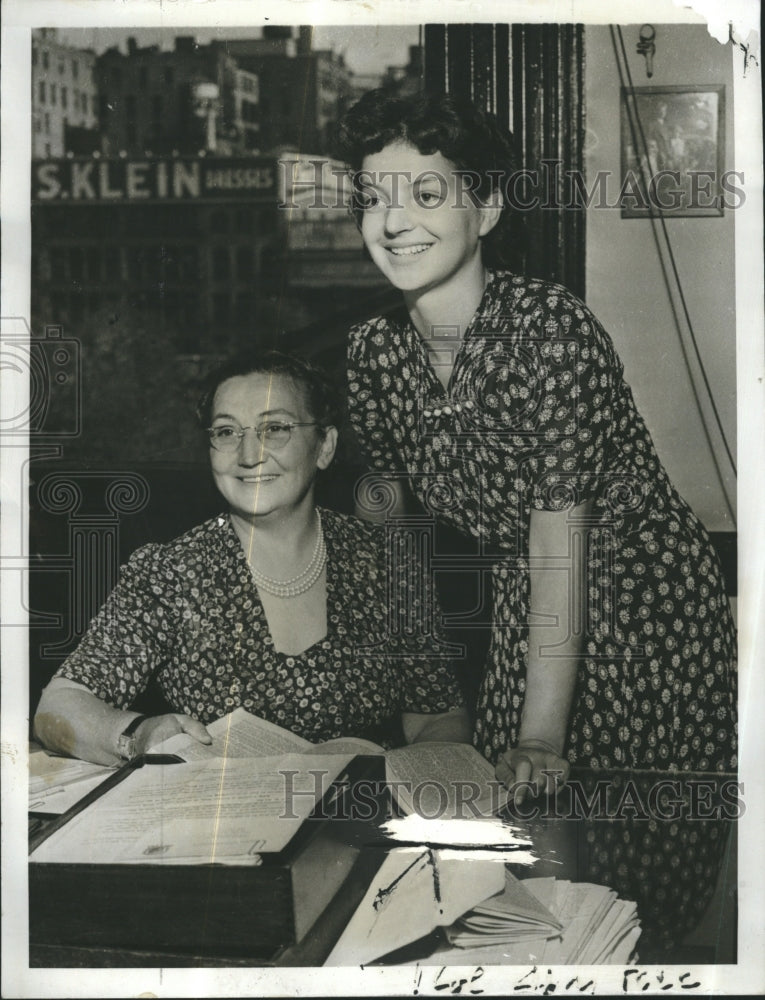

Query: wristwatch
left=117, top=714, right=148, bottom=761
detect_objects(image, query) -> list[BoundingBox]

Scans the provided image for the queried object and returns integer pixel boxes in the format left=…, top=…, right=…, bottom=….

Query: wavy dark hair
left=196, top=349, right=344, bottom=434
left=334, top=89, right=523, bottom=270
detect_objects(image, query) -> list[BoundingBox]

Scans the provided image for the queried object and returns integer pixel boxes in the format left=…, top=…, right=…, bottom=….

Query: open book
left=30, top=709, right=508, bottom=867
left=158, top=707, right=509, bottom=820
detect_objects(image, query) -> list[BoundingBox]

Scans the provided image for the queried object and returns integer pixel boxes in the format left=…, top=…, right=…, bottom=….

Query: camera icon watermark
left=1, top=318, right=81, bottom=438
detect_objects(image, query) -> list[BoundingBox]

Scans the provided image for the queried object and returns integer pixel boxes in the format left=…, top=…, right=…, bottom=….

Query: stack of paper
left=29, top=750, right=114, bottom=814
left=533, top=878, right=641, bottom=964
left=442, top=874, right=641, bottom=965
left=444, top=870, right=563, bottom=945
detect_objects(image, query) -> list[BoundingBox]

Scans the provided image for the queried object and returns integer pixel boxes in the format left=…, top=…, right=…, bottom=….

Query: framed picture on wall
left=620, top=84, right=725, bottom=218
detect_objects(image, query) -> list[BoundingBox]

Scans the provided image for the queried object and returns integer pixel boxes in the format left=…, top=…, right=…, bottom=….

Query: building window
left=61, top=86, right=68, bottom=109
left=44, top=112, right=50, bottom=133
left=38, top=80, right=46, bottom=103
left=45, top=143, right=51, bottom=156
left=213, top=292, right=231, bottom=323
left=72, top=58, right=79, bottom=79
left=69, top=248, right=84, bottom=280
left=58, top=59, right=65, bottom=75
left=42, top=50, right=49, bottom=70
left=236, top=246, right=254, bottom=280
left=32, top=47, right=38, bottom=66
left=210, top=210, right=228, bottom=235
left=50, top=83, right=57, bottom=105
left=212, top=247, right=230, bottom=281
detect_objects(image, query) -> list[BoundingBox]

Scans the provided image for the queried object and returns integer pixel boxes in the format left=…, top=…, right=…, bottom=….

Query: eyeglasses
left=207, top=421, right=320, bottom=452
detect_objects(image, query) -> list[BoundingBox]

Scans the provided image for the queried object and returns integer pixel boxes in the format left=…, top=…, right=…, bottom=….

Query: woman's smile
left=210, top=372, right=335, bottom=525
left=386, top=242, right=434, bottom=258
left=359, top=142, right=499, bottom=299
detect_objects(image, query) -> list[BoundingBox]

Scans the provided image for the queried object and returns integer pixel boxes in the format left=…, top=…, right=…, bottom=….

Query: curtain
left=423, top=23, right=586, bottom=299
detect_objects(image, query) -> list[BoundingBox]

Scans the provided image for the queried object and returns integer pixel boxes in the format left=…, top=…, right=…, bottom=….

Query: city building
left=96, top=36, right=261, bottom=156
left=219, top=27, right=357, bottom=153
left=31, top=29, right=99, bottom=157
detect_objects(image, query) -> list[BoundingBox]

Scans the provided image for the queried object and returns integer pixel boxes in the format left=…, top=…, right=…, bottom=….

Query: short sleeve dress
left=347, top=271, right=737, bottom=773
left=56, top=508, right=464, bottom=745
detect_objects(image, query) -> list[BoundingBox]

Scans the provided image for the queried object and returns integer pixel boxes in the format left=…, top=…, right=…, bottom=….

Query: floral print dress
left=57, top=508, right=464, bottom=743
left=348, top=271, right=737, bottom=773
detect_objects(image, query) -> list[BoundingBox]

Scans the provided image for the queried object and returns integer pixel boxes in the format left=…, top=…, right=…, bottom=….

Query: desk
left=29, top=766, right=737, bottom=967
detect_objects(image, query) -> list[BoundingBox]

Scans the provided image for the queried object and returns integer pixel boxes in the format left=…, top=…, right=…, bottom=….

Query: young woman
left=336, top=90, right=737, bottom=796
left=34, top=350, right=469, bottom=765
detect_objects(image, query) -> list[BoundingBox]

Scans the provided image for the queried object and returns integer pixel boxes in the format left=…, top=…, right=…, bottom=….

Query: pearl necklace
left=249, top=512, right=326, bottom=599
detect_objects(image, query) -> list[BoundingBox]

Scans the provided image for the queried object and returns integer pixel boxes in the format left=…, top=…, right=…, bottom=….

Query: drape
left=423, top=23, right=586, bottom=298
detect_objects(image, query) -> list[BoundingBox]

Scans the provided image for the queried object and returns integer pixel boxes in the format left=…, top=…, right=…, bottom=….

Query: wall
left=584, top=24, right=736, bottom=530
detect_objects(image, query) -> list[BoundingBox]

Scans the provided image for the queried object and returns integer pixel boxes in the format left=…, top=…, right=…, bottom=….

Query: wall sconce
left=636, top=24, right=656, bottom=78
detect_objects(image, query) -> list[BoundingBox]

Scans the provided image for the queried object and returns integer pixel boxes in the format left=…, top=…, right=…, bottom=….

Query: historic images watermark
left=277, top=160, right=746, bottom=214
left=279, top=769, right=744, bottom=822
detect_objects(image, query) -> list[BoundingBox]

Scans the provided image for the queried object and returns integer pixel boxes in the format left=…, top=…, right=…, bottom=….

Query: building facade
left=96, top=36, right=261, bottom=156
left=32, top=29, right=99, bottom=157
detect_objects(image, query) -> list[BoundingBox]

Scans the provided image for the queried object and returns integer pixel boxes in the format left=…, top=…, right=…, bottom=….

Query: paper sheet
left=30, top=754, right=351, bottom=864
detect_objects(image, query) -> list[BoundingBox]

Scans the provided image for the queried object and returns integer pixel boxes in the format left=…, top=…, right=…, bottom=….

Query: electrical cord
left=610, top=26, right=738, bottom=497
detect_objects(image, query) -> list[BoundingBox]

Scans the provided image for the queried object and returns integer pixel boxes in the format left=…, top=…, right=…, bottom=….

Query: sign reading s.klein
left=32, top=157, right=278, bottom=203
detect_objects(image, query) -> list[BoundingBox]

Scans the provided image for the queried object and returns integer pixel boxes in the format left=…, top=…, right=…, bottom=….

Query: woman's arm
left=401, top=707, right=472, bottom=745
left=495, top=502, right=590, bottom=800
left=34, top=677, right=211, bottom=765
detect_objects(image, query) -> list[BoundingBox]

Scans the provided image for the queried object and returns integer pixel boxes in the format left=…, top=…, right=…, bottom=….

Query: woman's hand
left=495, top=739, right=570, bottom=805
left=134, top=714, right=212, bottom=755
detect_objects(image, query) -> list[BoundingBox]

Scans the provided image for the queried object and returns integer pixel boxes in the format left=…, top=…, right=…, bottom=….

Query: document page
left=29, top=749, right=115, bottom=814
left=154, top=707, right=315, bottom=760
left=30, top=754, right=352, bottom=864
left=152, top=708, right=384, bottom=761
left=384, top=742, right=508, bottom=817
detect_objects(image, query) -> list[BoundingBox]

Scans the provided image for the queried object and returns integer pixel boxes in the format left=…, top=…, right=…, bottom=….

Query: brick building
left=31, top=29, right=99, bottom=157
left=96, top=36, right=261, bottom=155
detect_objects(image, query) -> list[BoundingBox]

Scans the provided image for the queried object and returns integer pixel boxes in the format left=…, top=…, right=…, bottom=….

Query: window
left=58, top=60, right=65, bottom=75
left=212, top=247, right=230, bottom=281
left=42, top=50, right=49, bottom=70
left=210, top=209, right=228, bottom=235
left=72, top=59, right=79, bottom=79
left=236, top=246, right=253, bottom=280
left=69, top=248, right=84, bottom=280
left=50, top=83, right=57, bottom=105
left=44, top=112, right=50, bottom=133
left=61, top=86, right=68, bottom=109
left=38, top=80, right=46, bottom=103
left=32, top=47, right=38, bottom=66
left=213, top=292, right=231, bottom=322
left=103, top=246, right=121, bottom=280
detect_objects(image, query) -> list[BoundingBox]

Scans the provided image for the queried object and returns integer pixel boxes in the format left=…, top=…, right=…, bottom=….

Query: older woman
left=34, top=350, right=469, bottom=765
